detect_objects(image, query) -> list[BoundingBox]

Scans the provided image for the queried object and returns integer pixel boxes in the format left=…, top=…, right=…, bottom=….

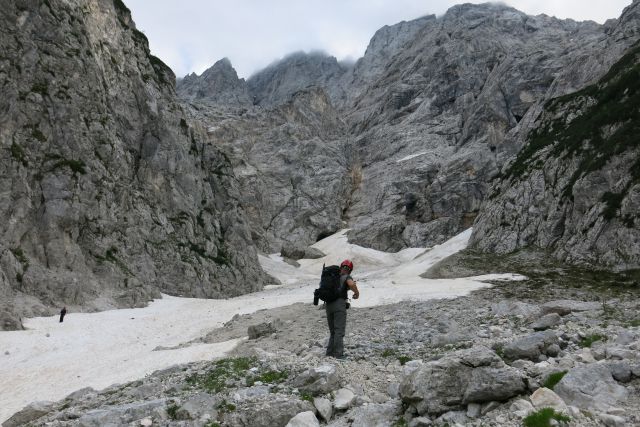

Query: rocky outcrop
left=183, top=87, right=352, bottom=252
left=471, top=37, right=640, bottom=269
left=0, top=0, right=273, bottom=329
left=177, top=58, right=252, bottom=106
left=247, top=51, right=349, bottom=107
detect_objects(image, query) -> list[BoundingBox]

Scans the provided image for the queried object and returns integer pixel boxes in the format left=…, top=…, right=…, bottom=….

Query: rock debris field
left=2, top=229, right=640, bottom=426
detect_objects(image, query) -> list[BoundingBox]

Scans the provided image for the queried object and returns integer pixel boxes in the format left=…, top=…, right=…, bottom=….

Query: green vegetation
left=523, top=408, right=571, bottom=427
left=579, top=334, right=606, bottom=348
left=95, top=247, right=132, bottom=275
left=217, top=399, right=236, bottom=413
left=601, top=192, right=624, bottom=220
left=31, top=82, right=48, bottom=96
left=31, top=127, right=47, bottom=142
left=503, top=41, right=640, bottom=218
left=397, top=355, right=412, bottom=365
left=392, top=418, right=408, bottom=427
left=300, top=392, right=313, bottom=402
left=186, top=357, right=255, bottom=393
left=246, top=370, right=288, bottom=386
left=166, top=403, right=179, bottom=420
left=543, top=371, right=567, bottom=390
left=204, top=422, right=221, bottom=427
left=381, top=348, right=397, bottom=358
left=11, top=247, right=29, bottom=270
left=51, top=159, right=87, bottom=175
left=10, top=142, right=27, bottom=166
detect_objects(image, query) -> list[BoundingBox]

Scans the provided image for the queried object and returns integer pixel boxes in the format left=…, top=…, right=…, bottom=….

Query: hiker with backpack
left=314, top=259, right=360, bottom=359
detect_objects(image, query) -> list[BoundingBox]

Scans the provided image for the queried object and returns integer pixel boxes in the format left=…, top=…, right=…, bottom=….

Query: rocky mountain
left=470, top=40, right=640, bottom=269
left=0, top=0, right=273, bottom=330
left=247, top=52, right=349, bottom=107
left=179, top=1, right=640, bottom=256
left=177, top=58, right=252, bottom=106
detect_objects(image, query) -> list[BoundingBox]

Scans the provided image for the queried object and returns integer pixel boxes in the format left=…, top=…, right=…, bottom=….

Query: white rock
left=334, top=388, right=356, bottom=410
left=139, top=418, right=153, bottom=427
left=466, top=402, right=481, bottom=418
left=285, top=411, right=320, bottom=427
left=313, top=397, right=332, bottom=421
left=575, top=348, right=596, bottom=363
left=510, top=398, right=534, bottom=418
left=598, top=413, right=626, bottom=427
left=530, top=387, right=568, bottom=413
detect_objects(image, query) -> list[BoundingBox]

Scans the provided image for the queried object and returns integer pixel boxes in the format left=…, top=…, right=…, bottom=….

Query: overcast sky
left=125, top=0, right=633, bottom=79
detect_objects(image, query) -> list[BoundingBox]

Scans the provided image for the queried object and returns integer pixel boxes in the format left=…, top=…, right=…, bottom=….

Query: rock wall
left=179, top=2, right=640, bottom=255
left=0, top=0, right=273, bottom=329
left=470, top=41, right=640, bottom=269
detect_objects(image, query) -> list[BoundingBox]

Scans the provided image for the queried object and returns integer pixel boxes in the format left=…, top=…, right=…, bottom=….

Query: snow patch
left=0, top=228, right=522, bottom=423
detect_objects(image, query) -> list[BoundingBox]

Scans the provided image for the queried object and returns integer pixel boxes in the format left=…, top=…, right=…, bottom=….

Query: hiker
left=325, top=259, right=360, bottom=359
left=59, top=306, right=67, bottom=323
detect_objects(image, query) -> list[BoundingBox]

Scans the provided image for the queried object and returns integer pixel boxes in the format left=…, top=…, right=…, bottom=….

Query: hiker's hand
left=353, top=292, right=359, bottom=299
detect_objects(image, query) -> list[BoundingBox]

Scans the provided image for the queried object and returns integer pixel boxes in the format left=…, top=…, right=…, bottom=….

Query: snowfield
left=0, top=228, right=523, bottom=423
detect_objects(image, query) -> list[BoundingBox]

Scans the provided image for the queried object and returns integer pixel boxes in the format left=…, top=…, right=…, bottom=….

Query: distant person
left=59, top=307, right=67, bottom=323
left=325, top=259, right=360, bottom=359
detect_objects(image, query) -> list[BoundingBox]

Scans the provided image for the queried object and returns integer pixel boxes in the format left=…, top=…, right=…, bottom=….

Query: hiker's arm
left=346, top=279, right=359, bottom=299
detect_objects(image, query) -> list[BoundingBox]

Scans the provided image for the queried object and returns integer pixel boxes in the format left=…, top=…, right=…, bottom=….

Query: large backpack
left=314, top=264, right=342, bottom=303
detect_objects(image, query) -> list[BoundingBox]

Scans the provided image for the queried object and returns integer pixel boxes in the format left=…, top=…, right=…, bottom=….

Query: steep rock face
left=176, top=58, right=252, bottom=106
left=247, top=52, right=349, bottom=107
left=0, top=0, right=272, bottom=329
left=183, top=88, right=353, bottom=252
left=342, top=3, right=635, bottom=251
left=470, top=41, right=640, bottom=269
left=336, top=15, right=436, bottom=106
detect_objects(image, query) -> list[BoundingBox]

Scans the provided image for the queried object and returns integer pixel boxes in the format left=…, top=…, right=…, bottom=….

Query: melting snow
left=0, top=228, right=523, bottom=422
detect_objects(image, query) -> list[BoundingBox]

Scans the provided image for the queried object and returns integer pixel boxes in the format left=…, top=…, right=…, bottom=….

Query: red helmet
left=340, top=259, right=354, bottom=271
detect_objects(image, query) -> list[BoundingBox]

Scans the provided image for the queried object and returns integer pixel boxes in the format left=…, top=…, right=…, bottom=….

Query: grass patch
left=300, top=392, right=313, bottom=402
left=166, top=403, right=179, bottom=420
left=524, top=408, right=571, bottom=427
left=217, top=399, right=236, bottom=413
left=579, top=334, right=606, bottom=348
left=186, top=357, right=255, bottom=393
left=397, top=355, right=412, bottom=365
left=381, top=348, right=397, bottom=358
left=543, top=371, right=567, bottom=390
left=247, top=370, right=288, bottom=386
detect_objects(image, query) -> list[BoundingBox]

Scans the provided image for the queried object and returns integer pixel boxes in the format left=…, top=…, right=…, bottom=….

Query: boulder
left=248, top=322, right=277, bottom=339
left=333, top=388, right=356, bottom=410
left=503, top=330, right=559, bottom=361
left=347, top=402, right=402, bottom=427
left=554, top=363, right=628, bottom=412
left=313, top=397, right=332, bottom=421
left=530, top=387, right=568, bottom=413
left=76, top=399, right=167, bottom=427
left=285, top=411, right=320, bottom=427
left=400, top=346, right=524, bottom=415
left=530, top=313, right=562, bottom=331
left=462, top=366, right=527, bottom=403
left=510, top=399, right=534, bottom=418
left=225, top=398, right=314, bottom=427
left=2, top=401, right=55, bottom=427
left=293, top=364, right=340, bottom=395
left=174, top=393, right=219, bottom=420
left=606, top=361, right=633, bottom=383
left=598, top=413, right=626, bottom=427
left=491, top=301, right=541, bottom=321
left=541, top=300, right=600, bottom=316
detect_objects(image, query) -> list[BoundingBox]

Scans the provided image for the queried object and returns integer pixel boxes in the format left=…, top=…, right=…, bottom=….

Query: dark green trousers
left=325, top=299, right=347, bottom=357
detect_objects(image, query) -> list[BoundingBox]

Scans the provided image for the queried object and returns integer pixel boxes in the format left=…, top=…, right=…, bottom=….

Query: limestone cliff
left=0, top=0, right=273, bottom=330
left=470, top=41, right=640, bottom=269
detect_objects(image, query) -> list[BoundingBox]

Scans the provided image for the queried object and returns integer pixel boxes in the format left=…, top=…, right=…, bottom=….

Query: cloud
left=124, top=0, right=632, bottom=79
